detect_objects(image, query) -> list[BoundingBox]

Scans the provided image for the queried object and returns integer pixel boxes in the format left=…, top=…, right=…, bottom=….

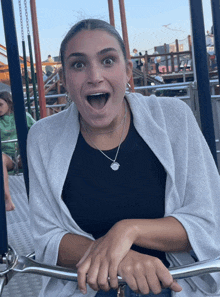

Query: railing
left=43, top=67, right=62, bottom=95
left=131, top=50, right=193, bottom=76
left=131, top=51, right=217, bottom=78
left=28, top=66, right=61, bottom=97
left=134, top=81, right=193, bottom=109
left=25, top=93, right=67, bottom=116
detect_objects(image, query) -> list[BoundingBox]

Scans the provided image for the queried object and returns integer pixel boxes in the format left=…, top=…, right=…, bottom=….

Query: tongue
left=89, top=95, right=106, bottom=110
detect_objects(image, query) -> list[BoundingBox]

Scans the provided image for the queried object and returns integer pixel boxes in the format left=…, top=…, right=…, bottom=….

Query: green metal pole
left=27, top=34, right=40, bottom=120
left=22, top=41, right=32, bottom=114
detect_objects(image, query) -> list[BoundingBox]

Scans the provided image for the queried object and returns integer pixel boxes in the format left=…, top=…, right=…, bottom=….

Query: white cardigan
left=27, top=93, right=220, bottom=297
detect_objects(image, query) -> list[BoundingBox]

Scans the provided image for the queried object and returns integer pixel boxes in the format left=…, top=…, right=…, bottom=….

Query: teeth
left=89, top=93, right=105, bottom=96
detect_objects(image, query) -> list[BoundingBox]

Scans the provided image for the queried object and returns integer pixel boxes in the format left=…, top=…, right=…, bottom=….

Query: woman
left=0, top=91, right=35, bottom=211
left=27, top=19, right=220, bottom=297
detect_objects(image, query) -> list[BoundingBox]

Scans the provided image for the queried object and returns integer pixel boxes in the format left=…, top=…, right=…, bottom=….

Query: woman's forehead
left=65, top=30, right=123, bottom=57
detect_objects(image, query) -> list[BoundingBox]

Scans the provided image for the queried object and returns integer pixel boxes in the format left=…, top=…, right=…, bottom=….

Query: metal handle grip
left=13, top=255, right=220, bottom=283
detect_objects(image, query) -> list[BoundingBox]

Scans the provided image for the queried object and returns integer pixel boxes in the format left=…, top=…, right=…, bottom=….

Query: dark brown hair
left=60, top=19, right=128, bottom=76
left=0, top=91, right=14, bottom=112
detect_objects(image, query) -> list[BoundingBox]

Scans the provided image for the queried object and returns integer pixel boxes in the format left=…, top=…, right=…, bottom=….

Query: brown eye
left=73, top=62, right=85, bottom=69
left=103, top=57, right=115, bottom=66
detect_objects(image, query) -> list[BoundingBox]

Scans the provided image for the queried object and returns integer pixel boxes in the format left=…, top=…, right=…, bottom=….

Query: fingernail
left=81, top=289, right=87, bottom=295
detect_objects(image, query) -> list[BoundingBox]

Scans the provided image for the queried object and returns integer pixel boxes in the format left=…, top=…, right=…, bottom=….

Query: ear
left=126, top=59, right=133, bottom=82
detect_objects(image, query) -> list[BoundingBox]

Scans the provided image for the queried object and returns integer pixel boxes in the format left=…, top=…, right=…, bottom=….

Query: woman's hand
left=76, top=220, right=137, bottom=294
left=118, top=250, right=182, bottom=295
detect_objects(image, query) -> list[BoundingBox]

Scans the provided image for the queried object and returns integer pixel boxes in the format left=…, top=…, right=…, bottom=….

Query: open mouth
left=87, top=93, right=110, bottom=110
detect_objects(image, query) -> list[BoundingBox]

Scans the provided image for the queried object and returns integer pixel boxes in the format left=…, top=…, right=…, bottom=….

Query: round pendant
left=110, top=162, right=120, bottom=171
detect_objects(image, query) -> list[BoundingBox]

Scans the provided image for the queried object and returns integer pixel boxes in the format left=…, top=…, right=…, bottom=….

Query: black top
left=62, top=117, right=169, bottom=266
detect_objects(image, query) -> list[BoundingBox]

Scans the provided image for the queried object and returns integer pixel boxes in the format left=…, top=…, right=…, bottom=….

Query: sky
left=0, top=0, right=214, bottom=62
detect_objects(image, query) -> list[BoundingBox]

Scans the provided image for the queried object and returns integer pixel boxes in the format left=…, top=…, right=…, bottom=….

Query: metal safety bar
left=24, top=80, right=219, bottom=101
left=135, top=82, right=193, bottom=91
left=1, top=246, right=220, bottom=295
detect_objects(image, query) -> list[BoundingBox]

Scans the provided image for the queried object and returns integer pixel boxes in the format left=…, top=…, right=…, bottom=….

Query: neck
left=80, top=100, right=131, bottom=151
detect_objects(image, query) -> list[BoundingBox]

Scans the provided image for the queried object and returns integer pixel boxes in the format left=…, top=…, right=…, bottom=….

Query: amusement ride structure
left=0, top=0, right=220, bottom=296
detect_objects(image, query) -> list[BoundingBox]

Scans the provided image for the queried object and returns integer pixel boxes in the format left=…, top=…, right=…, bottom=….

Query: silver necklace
left=82, top=102, right=127, bottom=171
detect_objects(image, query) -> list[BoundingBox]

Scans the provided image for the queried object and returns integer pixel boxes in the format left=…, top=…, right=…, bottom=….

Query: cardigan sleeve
left=27, top=112, right=96, bottom=297
left=163, top=99, right=220, bottom=295
left=27, top=121, right=68, bottom=265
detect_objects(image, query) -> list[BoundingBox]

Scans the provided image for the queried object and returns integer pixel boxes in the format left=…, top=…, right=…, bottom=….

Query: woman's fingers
left=83, top=256, right=119, bottom=291
left=78, top=249, right=183, bottom=295
left=77, top=257, right=92, bottom=294
left=97, top=261, right=111, bottom=291
left=131, top=256, right=160, bottom=295
left=169, top=280, right=182, bottom=292
left=123, top=275, right=139, bottom=293
left=108, top=262, right=119, bottom=289
left=135, top=275, right=150, bottom=295
left=86, top=257, right=108, bottom=291
left=146, top=271, right=163, bottom=295
left=78, top=254, right=113, bottom=292
left=156, top=263, right=182, bottom=292
left=76, top=225, right=131, bottom=292
left=118, top=250, right=183, bottom=295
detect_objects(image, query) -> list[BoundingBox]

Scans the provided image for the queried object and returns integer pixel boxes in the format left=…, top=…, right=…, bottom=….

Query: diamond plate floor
left=2, top=174, right=42, bottom=297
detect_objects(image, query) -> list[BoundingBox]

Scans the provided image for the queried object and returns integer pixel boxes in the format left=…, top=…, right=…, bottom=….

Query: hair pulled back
left=60, top=19, right=127, bottom=74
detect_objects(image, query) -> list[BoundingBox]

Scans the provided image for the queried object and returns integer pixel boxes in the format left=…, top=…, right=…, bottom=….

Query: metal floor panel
left=2, top=175, right=42, bottom=297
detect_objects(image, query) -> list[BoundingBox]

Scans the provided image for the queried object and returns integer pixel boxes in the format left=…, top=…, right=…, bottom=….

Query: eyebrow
left=66, top=47, right=118, bottom=60
left=99, top=47, right=117, bottom=55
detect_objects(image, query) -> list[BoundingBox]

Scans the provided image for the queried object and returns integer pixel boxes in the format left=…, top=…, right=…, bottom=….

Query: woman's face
left=63, top=29, right=132, bottom=129
left=0, top=99, right=9, bottom=116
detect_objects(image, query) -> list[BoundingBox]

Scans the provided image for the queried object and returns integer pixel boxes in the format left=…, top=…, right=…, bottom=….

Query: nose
left=87, top=63, right=104, bottom=85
